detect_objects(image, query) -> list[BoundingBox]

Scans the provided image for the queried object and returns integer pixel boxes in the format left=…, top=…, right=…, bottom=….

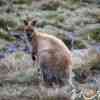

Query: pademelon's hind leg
left=40, top=63, right=66, bottom=87
left=40, top=63, right=54, bottom=86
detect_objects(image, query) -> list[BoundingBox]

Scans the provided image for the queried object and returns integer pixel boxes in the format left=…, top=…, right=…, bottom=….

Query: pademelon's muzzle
left=24, top=26, right=34, bottom=33
left=24, top=26, right=33, bottom=41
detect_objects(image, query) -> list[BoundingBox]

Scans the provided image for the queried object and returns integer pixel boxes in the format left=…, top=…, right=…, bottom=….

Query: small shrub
left=62, top=0, right=80, bottom=9
left=41, top=1, right=60, bottom=10
left=0, top=0, right=6, bottom=6
left=74, top=40, right=86, bottom=49
left=0, top=32, right=16, bottom=42
left=13, top=0, right=32, bottom=5
left=0, top=47, right=6, bottom=52
left=88, top=28, right=100, bottom=42
left=63, top=39, right=86, bottom=49
left=0, top=18, right=16, bottom=30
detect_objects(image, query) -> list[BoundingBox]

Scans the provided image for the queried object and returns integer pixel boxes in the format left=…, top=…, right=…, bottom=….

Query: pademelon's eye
left=31, top=20, right=37, bottom=26
left=24, top=20, right=28, bottom=25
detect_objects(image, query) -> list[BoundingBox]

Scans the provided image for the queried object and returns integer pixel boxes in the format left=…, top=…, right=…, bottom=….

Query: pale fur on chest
left=36, top=32, right=71, bottom=55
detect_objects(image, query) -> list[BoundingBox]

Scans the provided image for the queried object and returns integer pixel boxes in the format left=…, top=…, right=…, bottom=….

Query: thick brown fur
left=24, top=18, right=73, bottom=87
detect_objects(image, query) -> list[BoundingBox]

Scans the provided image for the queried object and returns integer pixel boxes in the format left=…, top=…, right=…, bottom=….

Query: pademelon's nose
left=24, top=26, right=34, bottom=33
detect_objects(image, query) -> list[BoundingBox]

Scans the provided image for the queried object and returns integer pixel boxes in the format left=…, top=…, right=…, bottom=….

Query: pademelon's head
left=23, top=17, right=37, bottom=33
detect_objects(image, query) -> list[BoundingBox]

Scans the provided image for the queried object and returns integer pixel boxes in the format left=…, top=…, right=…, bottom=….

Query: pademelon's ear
left=23, top=20, right=28, bottom=25
left=31, top=20, right=37, bottom=26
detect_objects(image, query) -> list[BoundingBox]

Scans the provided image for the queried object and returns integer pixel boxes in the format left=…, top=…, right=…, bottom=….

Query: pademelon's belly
left=38, top=49, right=70, bottom=72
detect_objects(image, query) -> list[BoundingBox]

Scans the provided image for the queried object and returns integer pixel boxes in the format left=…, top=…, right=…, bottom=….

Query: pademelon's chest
left=37, top=35, right=61, bottom=52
